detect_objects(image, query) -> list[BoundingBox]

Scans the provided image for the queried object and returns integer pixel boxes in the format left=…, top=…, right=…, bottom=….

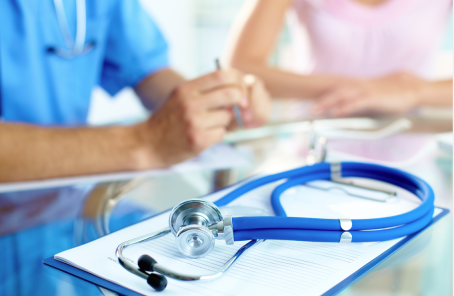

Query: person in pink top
left=224, top=0, right=452, bottom=117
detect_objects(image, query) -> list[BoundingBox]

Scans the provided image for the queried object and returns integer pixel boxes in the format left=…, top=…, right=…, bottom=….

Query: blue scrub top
left=0, top=0, right=169, bottom=126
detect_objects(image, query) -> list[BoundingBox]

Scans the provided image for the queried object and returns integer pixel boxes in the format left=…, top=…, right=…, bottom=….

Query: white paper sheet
left=0, top=144, right=250, bottom=193
left=55, top=179, right=441, bottom=296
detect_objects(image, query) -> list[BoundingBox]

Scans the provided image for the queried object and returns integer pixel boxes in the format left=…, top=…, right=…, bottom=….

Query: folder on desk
left=44, top=179, right=449, bottom=296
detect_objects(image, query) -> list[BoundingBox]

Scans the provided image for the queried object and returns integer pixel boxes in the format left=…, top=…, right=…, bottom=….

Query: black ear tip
left=138, top=255, right=157, bottom=272
left=139, top=256, right=166, bottom=291
left=147, top=273, right=167, bottom=292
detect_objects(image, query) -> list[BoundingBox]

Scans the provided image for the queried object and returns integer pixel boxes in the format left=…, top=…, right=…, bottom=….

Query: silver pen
left=215, top=59, right=244, bottom=128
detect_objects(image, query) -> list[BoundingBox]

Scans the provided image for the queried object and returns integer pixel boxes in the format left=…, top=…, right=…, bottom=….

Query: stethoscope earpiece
left=147, top=273, right=167, bottom=292
left=138, top=255, right=157, bottom=272
left=138, top=255, right=167, bottom=291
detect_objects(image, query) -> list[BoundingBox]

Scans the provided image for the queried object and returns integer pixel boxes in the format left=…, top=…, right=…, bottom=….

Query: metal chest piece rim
left=168, top=199, right=224, bottom=258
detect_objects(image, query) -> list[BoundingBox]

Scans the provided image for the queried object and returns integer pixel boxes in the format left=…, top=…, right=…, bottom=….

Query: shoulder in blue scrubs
left=0, top=0, right=169, bottom=126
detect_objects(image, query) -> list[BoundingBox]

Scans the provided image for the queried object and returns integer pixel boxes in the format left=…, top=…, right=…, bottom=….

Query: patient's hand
left=229, top=74, right=271, bottom=129
left=311, top=72, right=426, bottom=117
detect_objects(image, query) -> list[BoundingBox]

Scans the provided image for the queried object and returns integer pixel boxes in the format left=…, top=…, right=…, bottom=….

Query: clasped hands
left=312, top=72, right=427, bottom=117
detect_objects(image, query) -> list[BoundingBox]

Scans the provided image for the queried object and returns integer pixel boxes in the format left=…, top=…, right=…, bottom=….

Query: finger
left=253, top=83, right=272, bottom=126
left=191, top=69, right=247, bottom=94
left=239, top=79, right=255, bottom=125
left=227, top=116, right=238, bottom=131
left=243, top=79, right=263, bottom=125
left=242, top=109, right=253, bottom=123
left=192, top=128, right=227, bottom=152
left=242, top=78, right=271, bottom=127
left=204, top=128, right=227, bottom=146
left=198, top=110, right=233, bottom=129
left=237, top=74, right=257, bottom=111
left=318, top=89, right=365, bottom=118
left=199, top=86, right=245, bottom=110
left=332, top=98, right=372, bottom=117
left=313, top=87, right=359, bottom=112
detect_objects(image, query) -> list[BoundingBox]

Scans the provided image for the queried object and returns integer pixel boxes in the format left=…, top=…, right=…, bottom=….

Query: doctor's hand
left=135, top=70, right=249, bottom=168
left=311, top=72, right=426, bottom=117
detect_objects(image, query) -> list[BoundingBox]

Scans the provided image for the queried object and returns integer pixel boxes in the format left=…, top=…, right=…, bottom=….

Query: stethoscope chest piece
left=169, top=199, right=224, bottom=258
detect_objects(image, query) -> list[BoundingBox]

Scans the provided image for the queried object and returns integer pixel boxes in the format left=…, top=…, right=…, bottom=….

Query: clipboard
left=44, top=207, right=450, bottom=296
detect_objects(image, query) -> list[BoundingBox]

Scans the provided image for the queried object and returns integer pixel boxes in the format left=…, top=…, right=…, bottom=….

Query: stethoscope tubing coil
left=215, top=162, right=434, bottom=243
left=233, top=207, right=434, bottom=243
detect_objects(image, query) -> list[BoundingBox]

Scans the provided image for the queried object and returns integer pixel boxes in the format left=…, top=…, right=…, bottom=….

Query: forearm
left=0, top=122, right=148, bottom=182
left=135, top=69, right=186, bottom=110
left=419, top=79, right=453, bottom=106
left=224, top=0, right=346, bottom=99
left=0, top=69, right=263, bottom=182
left=228, top=61, right=346, bottom=99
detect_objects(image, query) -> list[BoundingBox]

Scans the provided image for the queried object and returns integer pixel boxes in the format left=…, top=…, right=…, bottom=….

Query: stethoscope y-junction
left=116, top=162, right=435, bottom=291
left=48, top=0, right=95, bottom=58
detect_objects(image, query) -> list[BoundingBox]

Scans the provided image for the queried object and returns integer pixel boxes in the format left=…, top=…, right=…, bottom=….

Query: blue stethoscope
left=116, top=161, right=435, bottom=291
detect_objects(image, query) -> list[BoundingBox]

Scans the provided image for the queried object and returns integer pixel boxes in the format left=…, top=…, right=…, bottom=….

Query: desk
left=0, top=116, right=452, bottom=296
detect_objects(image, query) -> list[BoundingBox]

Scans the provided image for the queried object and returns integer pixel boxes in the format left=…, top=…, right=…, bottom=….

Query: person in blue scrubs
left=0, top=0, right=271, bottom=182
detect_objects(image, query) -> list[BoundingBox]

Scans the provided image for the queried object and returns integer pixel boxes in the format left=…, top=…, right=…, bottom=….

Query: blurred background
left=88, top=0, right=453, bottom=126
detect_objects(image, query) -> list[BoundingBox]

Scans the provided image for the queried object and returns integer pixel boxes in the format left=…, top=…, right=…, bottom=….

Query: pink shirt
left=289, top=0, right=452, bottom=78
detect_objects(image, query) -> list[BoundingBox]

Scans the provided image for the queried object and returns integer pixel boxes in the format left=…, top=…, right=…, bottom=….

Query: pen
left=215, top=59, right=244, bottom=128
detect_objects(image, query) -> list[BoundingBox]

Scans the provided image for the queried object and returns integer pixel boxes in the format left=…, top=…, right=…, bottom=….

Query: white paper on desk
left=55, top=180, right=442, bottom=296
left=0, top=144, right=251, bottom=193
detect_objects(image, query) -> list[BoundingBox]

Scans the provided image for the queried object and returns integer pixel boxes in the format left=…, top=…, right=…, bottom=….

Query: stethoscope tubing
left=233, top=207, right=434, bottom=243
left=50, top=0, right=94, bottom=58
left=214, top=162, right=434, bottom=242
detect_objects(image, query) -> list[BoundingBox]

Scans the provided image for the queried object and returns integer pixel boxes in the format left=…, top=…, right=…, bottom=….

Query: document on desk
left=54, top=179, right=442, bottom=296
